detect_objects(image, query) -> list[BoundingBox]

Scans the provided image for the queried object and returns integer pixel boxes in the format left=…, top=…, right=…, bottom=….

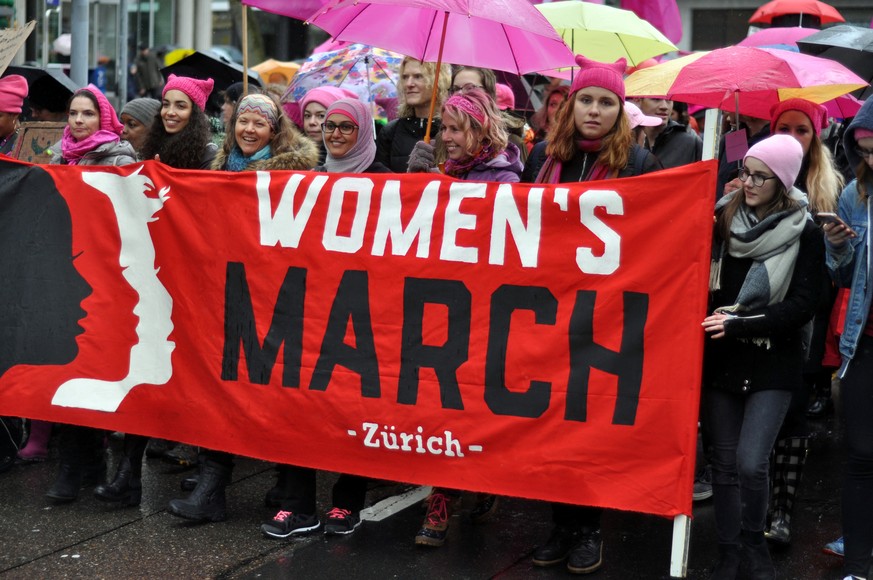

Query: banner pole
left=670, top=514, right=690, bottom=578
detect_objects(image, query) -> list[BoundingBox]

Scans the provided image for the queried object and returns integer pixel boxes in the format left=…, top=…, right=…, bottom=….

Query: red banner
left=0, top=158, right=716, bottom=517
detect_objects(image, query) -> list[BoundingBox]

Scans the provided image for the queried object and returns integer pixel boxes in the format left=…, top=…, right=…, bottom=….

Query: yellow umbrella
left=252, top=59, right=301, bottom=86
left=625, top=52, right=709, bottom=98
left=164, top=48, right=196, bottom=67
left=536, top=1, right=677, bottom=66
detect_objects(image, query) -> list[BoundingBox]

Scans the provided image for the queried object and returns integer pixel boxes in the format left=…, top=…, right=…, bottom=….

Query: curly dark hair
left=140, top=104, right=212, bottom=169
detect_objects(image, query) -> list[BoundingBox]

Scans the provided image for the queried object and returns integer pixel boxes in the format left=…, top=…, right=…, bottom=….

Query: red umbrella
left=749, top=0, right=845, bottom=26
left=664, top=46, right=867, bottom=121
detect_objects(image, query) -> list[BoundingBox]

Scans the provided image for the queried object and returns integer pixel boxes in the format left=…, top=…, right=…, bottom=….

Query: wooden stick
left=424, top=11, right=449, bottom=144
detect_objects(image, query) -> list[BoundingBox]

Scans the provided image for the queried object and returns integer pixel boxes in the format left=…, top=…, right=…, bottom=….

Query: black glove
left=407, top=140, right=437, bottom=173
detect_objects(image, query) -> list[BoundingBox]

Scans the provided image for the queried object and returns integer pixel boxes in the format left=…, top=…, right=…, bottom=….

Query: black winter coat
left=376, top=116, right=441, bottom=173
left=704, top=220, right=825, bottom=394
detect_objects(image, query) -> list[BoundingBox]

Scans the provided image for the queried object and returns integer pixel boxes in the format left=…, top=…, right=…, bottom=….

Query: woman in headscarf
left=299, top=86, right=359, bottom=166
left=260, top=98, right=389, bottom=540
left=45, top=84, right=136, bottom=503
left=51, top=85, right=136, bottom=166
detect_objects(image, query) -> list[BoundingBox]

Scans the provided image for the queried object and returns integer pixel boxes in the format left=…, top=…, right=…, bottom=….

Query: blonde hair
left=397, top=57, right=453, bottom=118
left=437, top=87, right=508, bottom=160
left=803, top=134, right=843, bottom=213
left=546, top=90, right=632, bottom=176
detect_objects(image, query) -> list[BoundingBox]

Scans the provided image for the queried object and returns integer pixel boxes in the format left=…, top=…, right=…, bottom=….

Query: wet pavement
left=0, top=392, right=847, bottom=579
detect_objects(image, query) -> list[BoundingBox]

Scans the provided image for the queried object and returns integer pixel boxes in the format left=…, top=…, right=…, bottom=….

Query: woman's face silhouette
left=0, top=162, right=91, bottom=376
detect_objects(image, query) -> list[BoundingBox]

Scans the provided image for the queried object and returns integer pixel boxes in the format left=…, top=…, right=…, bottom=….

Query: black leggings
left=841, top=334, right=873, bottom=577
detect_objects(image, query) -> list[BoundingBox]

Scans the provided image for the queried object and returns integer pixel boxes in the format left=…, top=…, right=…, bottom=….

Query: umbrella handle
left=425, top=11, right=449, bottom=144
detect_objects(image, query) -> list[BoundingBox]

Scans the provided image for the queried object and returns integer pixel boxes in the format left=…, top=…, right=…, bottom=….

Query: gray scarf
left=710, top=188, right=809, bottom=343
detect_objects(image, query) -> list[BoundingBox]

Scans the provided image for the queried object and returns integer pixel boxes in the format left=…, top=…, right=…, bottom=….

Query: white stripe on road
left=360, top=485, right=432, bottom=522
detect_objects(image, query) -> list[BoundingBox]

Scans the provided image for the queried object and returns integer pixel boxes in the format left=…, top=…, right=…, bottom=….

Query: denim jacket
left=825, top=178, right=873, bottom=376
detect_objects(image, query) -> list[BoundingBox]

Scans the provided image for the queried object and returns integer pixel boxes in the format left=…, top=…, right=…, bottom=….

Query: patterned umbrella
left=283, top=44, right=401, bottom=122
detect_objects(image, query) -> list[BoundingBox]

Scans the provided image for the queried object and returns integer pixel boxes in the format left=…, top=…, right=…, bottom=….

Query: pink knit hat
left=744, top=134, right=804, bottom=191
left=855, top=128, right=873, bottom=140
left=770, top=98, right=828, bottom=136
left=495, top=83, right=515, bottom=110
left=300, top=86, right=358, bottom=113
left=570, top=54, right=627, bottom=102
left=162, top=74, right=214, bottom=111
left=75, top=84, right=124, bottom=136
left=0, top=75, right=28, bottom=114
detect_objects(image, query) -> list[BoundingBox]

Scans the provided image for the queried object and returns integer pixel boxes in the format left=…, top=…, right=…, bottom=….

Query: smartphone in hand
left=815, top=212, right=857, bottom=237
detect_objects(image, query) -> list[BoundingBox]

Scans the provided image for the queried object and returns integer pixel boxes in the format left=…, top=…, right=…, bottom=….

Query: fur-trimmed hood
left=212, top=132, right=320, bottom=172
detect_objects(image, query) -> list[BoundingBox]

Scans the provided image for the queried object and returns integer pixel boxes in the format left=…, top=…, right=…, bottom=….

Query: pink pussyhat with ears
left=570, top=54, right=627, bottom=102
left=162, top=74, right=214, bottom=111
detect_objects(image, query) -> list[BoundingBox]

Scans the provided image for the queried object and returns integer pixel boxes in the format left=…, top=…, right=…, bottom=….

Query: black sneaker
left=532, top=525, right=582, bottom=566
left=261, top=510, right=321, bottom=539
left=693, top=465, right=713, bottom=501
left=324, top=507, right=362, bottom=535
left=470, top=493, right=499, bottom=524
left=566, top=529, right=603, bottom=574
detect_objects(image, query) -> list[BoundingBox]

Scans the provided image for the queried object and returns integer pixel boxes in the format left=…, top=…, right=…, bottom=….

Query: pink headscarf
left=61, top=84, right=124, bottom=164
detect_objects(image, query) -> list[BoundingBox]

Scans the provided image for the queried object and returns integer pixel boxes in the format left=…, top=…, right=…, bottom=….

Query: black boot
left=46, top=462, right=84, bottom=502
left=94, top=456, right=142, bottom=505
left=167, top=458, right=232, bottom=522
left=264, top=464, right=293, bottom=507
left=741, top=530, right=775, bottom=580
left=709, top=543, right=740, bottom=580
left=765, top=436, right=808, bottom=545
left=94, top=435, right=147, bottom=506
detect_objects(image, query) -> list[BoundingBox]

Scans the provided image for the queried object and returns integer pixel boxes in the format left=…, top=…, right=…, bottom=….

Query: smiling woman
left=212, top=91, right=319, bottom=173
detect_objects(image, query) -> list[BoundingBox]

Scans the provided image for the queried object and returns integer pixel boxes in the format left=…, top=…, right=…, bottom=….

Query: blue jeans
left=703, top=388, right=791, bottom=544
left=841, top=334, right=873, bottom=577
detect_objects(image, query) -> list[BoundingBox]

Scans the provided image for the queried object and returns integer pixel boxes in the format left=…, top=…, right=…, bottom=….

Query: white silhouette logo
left=52, top=166, right=175, bottom=412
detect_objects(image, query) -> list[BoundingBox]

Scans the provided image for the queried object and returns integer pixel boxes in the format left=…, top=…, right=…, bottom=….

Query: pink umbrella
left=666, top=46, right=867, bottom=121
left=242, top=0, right=327, bottom=21
left=822, top=93, right=863, bottom=119
left=737, top=27, right=818, bottom=49
left=305, top=0, right=576, bottom=140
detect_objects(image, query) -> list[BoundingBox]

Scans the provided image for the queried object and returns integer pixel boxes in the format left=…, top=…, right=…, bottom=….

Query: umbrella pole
left=242, top=7, right=249, bottom=94
left=424, top=11, right=450, bottom=144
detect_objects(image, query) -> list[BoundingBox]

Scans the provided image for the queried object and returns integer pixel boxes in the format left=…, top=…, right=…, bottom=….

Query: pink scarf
left=535, top=138, right=610, bottom=184
left=60, top=126, right=121, bottom=164
left=444, top=143, right=495, bottom=178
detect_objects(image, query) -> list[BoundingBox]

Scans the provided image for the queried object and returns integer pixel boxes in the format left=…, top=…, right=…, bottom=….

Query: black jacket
left=704, top=220, right=825, bottom=394
left=644, top=119, right=702, bottom=169
left=376, top=116, right=441, bottom=173
left=522, top=140, right=661, bottom=183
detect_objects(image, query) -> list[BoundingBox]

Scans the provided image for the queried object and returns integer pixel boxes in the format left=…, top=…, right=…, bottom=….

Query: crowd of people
left=0, top=32, right=871, bottom=579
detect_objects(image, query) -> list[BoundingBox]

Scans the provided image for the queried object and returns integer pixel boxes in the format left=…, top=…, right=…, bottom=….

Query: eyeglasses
left=738, top=168, right=779, bottom=188
left=449, top=83, right=484, bottom=95
left=321, top=121, right=357, bottom=135
left=856, top=147, right=873, bottom=159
